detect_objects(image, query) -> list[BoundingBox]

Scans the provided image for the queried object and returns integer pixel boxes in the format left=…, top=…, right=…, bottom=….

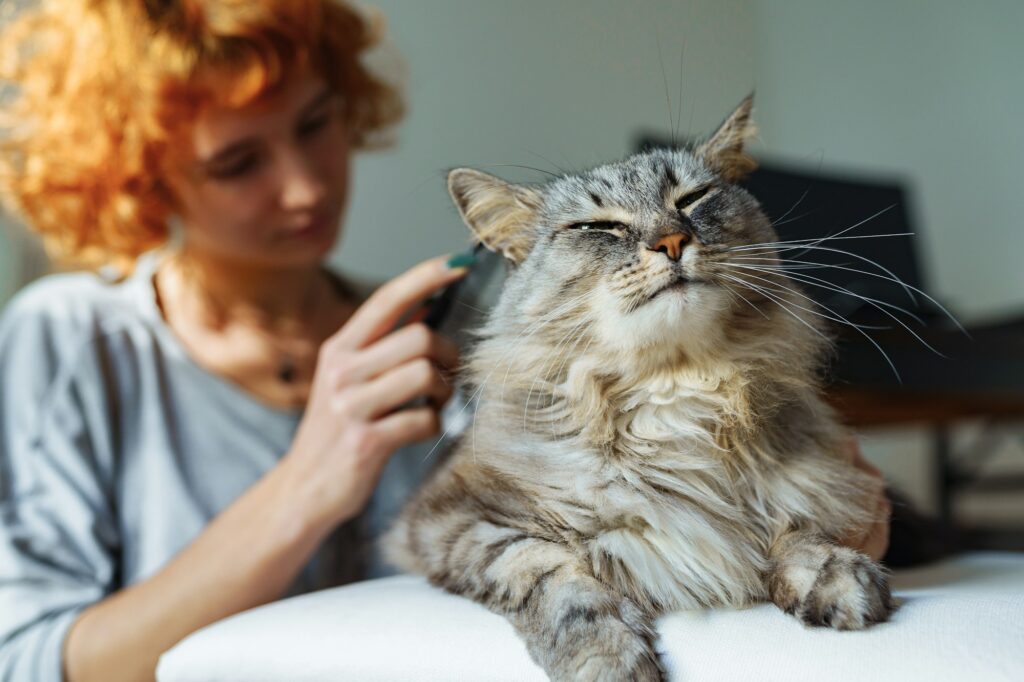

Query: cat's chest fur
left=540, top=371, right=784, bottom=611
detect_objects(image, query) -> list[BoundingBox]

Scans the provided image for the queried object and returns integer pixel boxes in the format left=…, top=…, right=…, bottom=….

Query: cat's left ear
left=697, top=93, right=758, bottom=182
left=447, top=168, right=543, bottom=265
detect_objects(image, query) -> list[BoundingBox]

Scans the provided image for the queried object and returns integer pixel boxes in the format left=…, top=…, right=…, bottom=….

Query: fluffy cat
left=383, top=95, right=895, bottom=681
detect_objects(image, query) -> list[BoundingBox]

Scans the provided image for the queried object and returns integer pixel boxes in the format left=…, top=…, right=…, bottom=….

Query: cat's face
left=449, top=95, right=781, bottom=357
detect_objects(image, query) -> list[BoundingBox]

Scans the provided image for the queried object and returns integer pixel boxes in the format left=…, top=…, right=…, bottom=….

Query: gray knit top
left=0, top=250, right=446, bottom=681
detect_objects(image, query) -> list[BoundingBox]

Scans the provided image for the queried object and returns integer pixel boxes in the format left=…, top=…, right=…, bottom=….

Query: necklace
left=165, top=253, right=344, bottom=386
left=237, top=271, right=336, bottom=385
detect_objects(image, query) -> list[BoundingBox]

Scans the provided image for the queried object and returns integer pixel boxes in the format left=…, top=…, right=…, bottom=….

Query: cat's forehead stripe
left=664, top=163, right=679, bottom=188
left=546, top=149, right=707, bottom=214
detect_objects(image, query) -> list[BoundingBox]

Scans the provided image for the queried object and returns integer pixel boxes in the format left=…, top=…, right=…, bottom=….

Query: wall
left=335, top=0, right=755, bottom=280
left=1, top=0, right=756, bottom=305
left=750, top=0, right=1024, bottom=323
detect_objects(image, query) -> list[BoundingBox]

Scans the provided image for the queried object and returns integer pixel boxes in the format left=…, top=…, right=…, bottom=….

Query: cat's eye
left=567, top=220, right=627, bottom=232
left=675, top=186, right=712, bottom=210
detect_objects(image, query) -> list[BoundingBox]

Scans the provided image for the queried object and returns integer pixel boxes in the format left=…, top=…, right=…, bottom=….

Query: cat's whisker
left=545, top=323, right=595, bottom=439
left=674, top=39, right=687, bottom=145
left=719, top=281, right=769, bottom=319
left=717, top=270, right=889, bottom=332
left=759, top=249, right=965, bottom=335
left=782, top=204, right=898, bottom=259
left=421, top=291, right=594, bottom=464
left=476, top=295, right=592, bottom=459
left=770, top=210, right=815, bottom=229
left=717, top=273, right=835, bottom=346
left=456, top=300, right=487, bottom=315
left=728, top=203, right=905, bottom=274
left=725, top=263, right=927, bottom=325
left=524, top=148, right=573, bottom=176
left=656, top=31, right=677, bottom=148
left=529, top=326, right=592, bottom=441
left=726, top=263, right=944, bottom=357
left=718, top=272, right=901, bottom=381
left=474, top=163, right=560, bottom=180
left=495, top=291, right=593, bottom=409
left=729, top=204, right=899, bottom=257
left=768, top=187, right=810, bottom=227
left=524, top=316, right=592, bottom=436
left=742, top=242, right=920, bottom=308
left=728, top=231, right=914, bottom=252
left=727, top=255, right=855, bottom=271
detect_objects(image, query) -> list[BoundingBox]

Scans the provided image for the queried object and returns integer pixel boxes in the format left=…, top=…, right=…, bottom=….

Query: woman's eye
left=568, top=221, right=626, bottom=231
left=206, top=154, right=260, bottom=180
left=298, top=114, right=331, bottom=138
left=675, top=186, right=711, bottom=210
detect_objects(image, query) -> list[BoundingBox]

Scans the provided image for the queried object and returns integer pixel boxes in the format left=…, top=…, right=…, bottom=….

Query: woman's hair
left=0, top=0, right=404, bottom=273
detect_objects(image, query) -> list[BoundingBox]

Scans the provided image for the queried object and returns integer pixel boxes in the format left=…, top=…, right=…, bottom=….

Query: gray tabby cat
left=383, top=95, right=895, bottom=681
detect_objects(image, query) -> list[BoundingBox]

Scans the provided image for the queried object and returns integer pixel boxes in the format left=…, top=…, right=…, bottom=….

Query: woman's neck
left=164, top=248, right=336, bottom=332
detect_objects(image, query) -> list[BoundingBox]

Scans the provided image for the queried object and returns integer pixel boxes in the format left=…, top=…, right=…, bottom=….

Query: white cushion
left=157, top=552, right=1024, bottom=682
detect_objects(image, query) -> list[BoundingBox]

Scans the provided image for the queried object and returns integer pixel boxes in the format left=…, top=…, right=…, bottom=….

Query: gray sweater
left=0, top=251, right=445, bottom=681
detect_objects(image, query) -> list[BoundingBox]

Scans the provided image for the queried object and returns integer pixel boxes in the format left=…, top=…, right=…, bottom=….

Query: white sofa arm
left=158, top=553, right=1024, bottom=682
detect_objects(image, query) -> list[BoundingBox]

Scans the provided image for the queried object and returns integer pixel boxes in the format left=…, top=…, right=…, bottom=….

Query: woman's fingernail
left=445, top=251, right=476, bottom=270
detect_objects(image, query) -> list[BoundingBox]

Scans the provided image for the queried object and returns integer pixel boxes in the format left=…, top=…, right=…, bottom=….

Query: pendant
left=277, top=357, right=297, bottom=383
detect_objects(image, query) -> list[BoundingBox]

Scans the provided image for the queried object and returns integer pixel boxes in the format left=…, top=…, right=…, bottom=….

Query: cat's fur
left=383, top=95, right=894, bottom=681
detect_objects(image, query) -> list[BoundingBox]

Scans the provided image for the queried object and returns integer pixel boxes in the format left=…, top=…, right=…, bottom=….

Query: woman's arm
left=62, top=458, right=331, bottom=682
left=63, top=255, right=471, bottom=682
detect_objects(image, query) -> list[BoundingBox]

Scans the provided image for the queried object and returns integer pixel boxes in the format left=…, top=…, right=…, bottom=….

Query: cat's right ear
left=447, top=168, right=543, bottom=265
left=697, top=93, right=758, bottom=182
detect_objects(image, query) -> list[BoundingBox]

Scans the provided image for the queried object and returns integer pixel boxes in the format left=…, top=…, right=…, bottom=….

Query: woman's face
left=170, top=70, right=351, bottom=268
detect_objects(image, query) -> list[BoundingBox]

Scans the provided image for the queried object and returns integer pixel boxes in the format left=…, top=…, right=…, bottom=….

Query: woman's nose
left=279, top=150, right=327, bottom=210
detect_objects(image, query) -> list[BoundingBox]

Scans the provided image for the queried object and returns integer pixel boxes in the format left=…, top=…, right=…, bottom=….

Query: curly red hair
left=0, top=0, right=403, bottom=273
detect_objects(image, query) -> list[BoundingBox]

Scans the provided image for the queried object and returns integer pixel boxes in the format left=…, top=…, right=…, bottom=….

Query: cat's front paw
left=771, top=543, right=895, bottom=630
left=545, top=598, right=665, bottom=682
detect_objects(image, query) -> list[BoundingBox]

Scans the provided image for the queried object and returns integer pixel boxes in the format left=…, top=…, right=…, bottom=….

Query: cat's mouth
left=649, top=276, right=690, bottom=300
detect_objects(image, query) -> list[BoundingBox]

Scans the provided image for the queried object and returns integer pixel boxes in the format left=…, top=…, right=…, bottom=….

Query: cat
left=383, top=94, right=895, bottom=682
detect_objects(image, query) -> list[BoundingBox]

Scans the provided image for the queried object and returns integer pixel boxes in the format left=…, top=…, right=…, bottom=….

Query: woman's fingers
left=338, top=323, right=460, bottom=385
left=372, top=407, right=441, bottom=452
left=861, top=494, right=893, bottom=561
left=330, top=255, right=469, bottom=351
left=839, top=436, right=892, bottom=561
left=344, top=358, right=453, bottom=420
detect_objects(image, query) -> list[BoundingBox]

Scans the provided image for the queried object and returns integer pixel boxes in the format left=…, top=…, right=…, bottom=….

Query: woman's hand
left=279, top=254, right=470, bottom=534
left=839, top=438, right=892, bottom=561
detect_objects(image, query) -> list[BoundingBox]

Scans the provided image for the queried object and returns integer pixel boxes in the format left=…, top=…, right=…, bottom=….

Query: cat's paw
left=547, top=598, right=665, bottom=682
left=773, top=544, right=895, bottom=630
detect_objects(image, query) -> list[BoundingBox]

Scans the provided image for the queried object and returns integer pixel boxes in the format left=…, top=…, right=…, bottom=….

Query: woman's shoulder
left=0, top=267, right=153, bottom=378
left=3, top=267, right=142, bottom=329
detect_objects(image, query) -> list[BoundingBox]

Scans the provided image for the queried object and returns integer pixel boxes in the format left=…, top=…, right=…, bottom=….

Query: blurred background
left=2, top=0, right=1022, bottom=544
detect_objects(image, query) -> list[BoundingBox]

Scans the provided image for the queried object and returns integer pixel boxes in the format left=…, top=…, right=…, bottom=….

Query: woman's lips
left=287, top=214, right=333, bottom=239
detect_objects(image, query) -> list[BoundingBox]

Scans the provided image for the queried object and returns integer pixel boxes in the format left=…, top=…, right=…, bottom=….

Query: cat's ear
left=447, top=168, right=543, bottom=265
left=697, top=93, right=758, bottom=182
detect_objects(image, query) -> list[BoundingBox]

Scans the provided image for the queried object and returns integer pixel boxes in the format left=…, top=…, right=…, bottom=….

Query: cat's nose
left=650, top=232, right=691, bottom=261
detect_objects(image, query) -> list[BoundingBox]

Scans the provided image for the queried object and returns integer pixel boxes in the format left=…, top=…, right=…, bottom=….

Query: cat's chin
left=596, top=282, right=731, bottom=355
left=648, top=278, right=690, bottom=301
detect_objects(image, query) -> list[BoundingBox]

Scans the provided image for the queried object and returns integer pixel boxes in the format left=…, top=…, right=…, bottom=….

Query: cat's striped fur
left=383, top=95, right=894, bottom=681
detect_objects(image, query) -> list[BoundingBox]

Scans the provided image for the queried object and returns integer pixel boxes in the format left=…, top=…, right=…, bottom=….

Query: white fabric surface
left=157, top=552, right=1024, bottom=682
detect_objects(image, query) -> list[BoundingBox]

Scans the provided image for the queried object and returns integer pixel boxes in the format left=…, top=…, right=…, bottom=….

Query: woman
left=0, top=2, right=889, bottom=681
left=0, top=1, right=472, bottom=680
